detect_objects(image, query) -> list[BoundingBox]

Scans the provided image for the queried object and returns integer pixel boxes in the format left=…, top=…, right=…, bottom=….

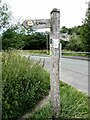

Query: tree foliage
left=65, top=33, right=84, bottom=51
left=61, top=2, right=90, bottom=52
left=0, top=0, right=11, bottom=31
left=60, top=26, right=84, bottom=51
left=2, top=26, right=25, bottom=50
left=80, top=1, right=90, bottom=52
left=23, top=32, right=46, bottom=50
left=2, top=25, right=47, bottom=50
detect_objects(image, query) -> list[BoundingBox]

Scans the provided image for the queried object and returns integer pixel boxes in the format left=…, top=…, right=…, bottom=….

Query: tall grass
left=0, top=52, right=2, bottom=120
left=2, top=51, right=50, bottom=120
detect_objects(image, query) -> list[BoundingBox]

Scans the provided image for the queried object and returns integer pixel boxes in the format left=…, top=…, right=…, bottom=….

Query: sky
left=4, top=0, right=89, bottom=29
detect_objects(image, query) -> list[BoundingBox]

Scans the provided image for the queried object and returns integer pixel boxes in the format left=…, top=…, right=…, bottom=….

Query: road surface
left=23, top=54, right=89, bottom=94
left=61, top=58, right=88, bottom=94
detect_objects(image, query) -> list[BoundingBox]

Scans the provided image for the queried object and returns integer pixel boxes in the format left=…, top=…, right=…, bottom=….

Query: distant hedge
left=2, top=30, right=47, bottom=50
left=2, top=51, right=50, bottom=120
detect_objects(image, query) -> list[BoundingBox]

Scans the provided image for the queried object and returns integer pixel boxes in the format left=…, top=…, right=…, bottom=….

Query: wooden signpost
left=22, top=19, right=50, bottom=29
left=22, top=8, right=61, bottom=119
left=50, top=8, right=60, bottom=118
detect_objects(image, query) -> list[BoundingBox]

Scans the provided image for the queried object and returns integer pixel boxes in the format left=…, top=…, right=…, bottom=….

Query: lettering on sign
left=36, top=22, right=46, bottom=25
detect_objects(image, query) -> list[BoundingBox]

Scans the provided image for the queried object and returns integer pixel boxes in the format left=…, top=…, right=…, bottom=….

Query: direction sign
left=60, top=33, right=69, bottom=41
left=22, top=19, right=50, bottom=29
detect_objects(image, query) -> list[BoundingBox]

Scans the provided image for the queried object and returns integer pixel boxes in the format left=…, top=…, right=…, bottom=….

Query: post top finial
left=50, top=8, right=60, bottom=14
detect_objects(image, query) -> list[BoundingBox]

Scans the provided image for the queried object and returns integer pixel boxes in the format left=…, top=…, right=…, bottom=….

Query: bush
left=2, top=51, right=50, bottom=120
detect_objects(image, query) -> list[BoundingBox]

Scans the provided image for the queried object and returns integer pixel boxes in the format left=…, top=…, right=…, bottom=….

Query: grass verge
left=2, top=51, right=50, bottom=120
left=27, top=81, right=88, bottom=120
left=62, top=50, right=90, bottom=57
left=17, top=50, right=49, bottom=55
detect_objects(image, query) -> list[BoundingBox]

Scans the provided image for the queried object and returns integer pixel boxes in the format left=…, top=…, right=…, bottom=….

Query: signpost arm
left=50, top=8, right=60, bottom=118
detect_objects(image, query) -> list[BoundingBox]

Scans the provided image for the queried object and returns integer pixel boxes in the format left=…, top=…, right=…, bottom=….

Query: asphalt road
left=24, top=54, right=89, bottom=94
left=61, top=58, right=88, bottom=94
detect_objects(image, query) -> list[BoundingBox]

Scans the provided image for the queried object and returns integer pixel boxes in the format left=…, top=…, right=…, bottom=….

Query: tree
left=80, top=1, right=90, bottom=52
left=2, top=27, right=25, bottom=50
left=2, top=26, right=47, bottom=50
left=60, top=26, right=68, bottom=33
left=65, top=33, right=84, bottom=51
left=23, top=32, right=46, bottom=50
left=0, top=0, right=11, bottom=31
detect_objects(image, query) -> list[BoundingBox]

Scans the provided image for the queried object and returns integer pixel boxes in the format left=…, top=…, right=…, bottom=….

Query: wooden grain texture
left=50, top=8, right=60, bottom=118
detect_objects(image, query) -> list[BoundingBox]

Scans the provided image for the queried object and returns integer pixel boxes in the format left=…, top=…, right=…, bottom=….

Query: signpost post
left=22, top=8, right=61, bottom=119
left=50, top=8, right=60, bottom=118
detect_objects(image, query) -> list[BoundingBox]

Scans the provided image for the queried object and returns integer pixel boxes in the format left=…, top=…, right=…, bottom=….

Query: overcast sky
left=4, top=0, right=89, bottom=28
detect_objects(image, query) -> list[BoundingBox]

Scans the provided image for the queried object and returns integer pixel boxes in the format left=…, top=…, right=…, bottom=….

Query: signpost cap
left=50, top=8, right=60, bottom=14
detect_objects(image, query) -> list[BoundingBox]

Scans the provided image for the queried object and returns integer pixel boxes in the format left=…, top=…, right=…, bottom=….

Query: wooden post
left=50, top=8, right=60, bottom=118
left=59, top=43, right=62, bottom=80
left=46, top=32, right=49, bottom=54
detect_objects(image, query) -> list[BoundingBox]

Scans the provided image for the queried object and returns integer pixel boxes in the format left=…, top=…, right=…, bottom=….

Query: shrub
left=2, top=51, right=50, bottom=120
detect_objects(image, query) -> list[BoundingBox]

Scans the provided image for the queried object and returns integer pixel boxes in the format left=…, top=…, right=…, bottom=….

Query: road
left=61, top=58, right=88, bottom=94
left=23, top=54, right=89, bottom=94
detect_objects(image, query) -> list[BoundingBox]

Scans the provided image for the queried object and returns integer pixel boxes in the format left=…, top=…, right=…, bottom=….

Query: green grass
left=62, top=53, right=90, bottom=57
left=0, top=52, right=2, bottom=116
left=28, top=81, right=88, bottom=119
left=62, top=50, right=90, bottom=57
left=2, top=51, right=50, bottom=120
left=17, top=50, right=50, bottom=55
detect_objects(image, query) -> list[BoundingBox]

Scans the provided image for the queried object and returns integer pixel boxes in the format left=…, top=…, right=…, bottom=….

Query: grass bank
left=28, top=81, right=88, bottom=119
left=2, top=51, right=50, bottom=120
